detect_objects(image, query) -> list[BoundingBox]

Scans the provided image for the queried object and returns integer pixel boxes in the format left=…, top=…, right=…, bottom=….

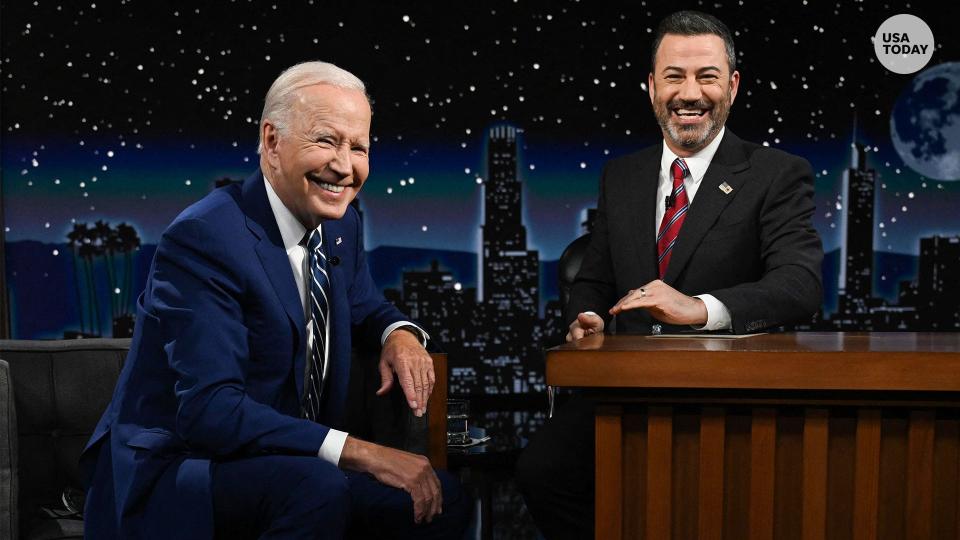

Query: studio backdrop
left=2, top=1, right=958, bottom=403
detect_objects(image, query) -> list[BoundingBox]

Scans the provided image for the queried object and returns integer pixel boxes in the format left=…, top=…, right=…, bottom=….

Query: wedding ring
left=639, top=288, right=646, bottom=298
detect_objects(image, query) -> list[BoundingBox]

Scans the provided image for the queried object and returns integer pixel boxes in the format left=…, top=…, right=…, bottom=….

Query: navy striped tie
left=303, top=229, right=330, bottom=421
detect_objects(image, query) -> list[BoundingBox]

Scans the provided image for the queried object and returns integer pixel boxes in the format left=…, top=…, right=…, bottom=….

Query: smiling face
left=260, top=83, right=371, bottom=229
left=649, top=33, right=740, bottom=157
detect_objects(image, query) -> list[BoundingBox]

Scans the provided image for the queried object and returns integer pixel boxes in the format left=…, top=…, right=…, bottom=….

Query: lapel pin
left=718, top=182, right=733, bottom=194
left=336, top=237, right=342, bottom=245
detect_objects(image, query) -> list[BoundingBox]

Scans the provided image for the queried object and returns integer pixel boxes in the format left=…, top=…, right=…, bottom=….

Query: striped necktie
left=302, top=229, right=330, bottom=421
left=657, top=158, right=690, bottom=278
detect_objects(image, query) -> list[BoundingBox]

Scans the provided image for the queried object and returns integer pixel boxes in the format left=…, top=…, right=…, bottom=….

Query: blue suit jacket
left=80, top=172, right=405, bottom=538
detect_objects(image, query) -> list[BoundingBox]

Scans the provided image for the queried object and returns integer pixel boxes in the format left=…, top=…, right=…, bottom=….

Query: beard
left=653, top=90, right=732, bottom=152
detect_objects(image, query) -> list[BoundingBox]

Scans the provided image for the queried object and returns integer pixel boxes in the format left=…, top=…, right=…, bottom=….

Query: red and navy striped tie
left=657, top=158, right=690, bottom=278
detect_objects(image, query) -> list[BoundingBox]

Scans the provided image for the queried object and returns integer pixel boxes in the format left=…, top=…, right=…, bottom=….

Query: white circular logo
left=874, top=14, right=935, bottom=74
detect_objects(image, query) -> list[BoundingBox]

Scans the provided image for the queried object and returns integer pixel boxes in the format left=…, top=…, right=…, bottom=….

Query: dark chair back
left=558, top=233, right=592, bottom=310
left=345, top=347, right=448, bottom=469
left=0, top=338, right=129, bottom=538
left=1, top=359, right=18, bottom=540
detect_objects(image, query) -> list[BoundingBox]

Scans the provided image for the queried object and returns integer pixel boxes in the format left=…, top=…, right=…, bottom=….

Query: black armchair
left=0, top=339, right=447, bottom=539
left=1, top=358, right=18, bottom=539
left=0, top=339, right=126, bottom=539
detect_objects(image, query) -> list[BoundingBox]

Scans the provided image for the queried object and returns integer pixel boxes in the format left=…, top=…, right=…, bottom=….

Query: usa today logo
left=874, top=14, right=935, bottom=74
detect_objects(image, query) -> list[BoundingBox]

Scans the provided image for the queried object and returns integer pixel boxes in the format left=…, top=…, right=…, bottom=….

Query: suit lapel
left=239, top=173, right=307, bottom=391
left=320, top=220, right=350, bottom=425
left=663, top=131, right=751, bottom=284
left=253, top=240, right=306, bottom=338
left=627, top=150, right=662, bottom=280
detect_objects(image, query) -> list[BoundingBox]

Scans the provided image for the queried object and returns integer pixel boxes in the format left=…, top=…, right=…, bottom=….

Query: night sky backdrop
left=2, top=0, right=959, bottom=338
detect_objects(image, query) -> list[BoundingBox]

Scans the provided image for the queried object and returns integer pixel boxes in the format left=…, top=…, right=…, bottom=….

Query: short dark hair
left=650, top=11, right=737, bottom=74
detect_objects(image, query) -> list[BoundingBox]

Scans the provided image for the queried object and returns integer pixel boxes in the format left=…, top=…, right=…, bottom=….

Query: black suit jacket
left=566, top=130, right=823, bottom=334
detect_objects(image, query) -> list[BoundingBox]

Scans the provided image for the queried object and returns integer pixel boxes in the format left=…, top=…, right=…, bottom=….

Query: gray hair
left=650, top=11, right=737, bottom=74
left=257, top=61, right=368, bottom=154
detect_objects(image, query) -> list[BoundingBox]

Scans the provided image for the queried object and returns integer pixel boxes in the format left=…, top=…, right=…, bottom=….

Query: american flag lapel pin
left=719, top=182, right=733, bottom=194
left=336, top=237, right=343, bottom=245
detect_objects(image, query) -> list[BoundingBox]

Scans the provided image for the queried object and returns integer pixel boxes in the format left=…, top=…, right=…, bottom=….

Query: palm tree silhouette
left=115, top=223, right=141, bottom=316
left=94, top=220, right=120, bottom=323
left=66, top=220, right=144, bottom=337
left=66, top=223, right=89, bottom=335
left=81, top=223, right=104, bottom=336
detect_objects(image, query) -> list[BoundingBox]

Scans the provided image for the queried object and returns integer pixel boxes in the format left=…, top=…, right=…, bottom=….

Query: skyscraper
left=823, top=135, right=950, bottom=332
left=481, top=125, right=540, bottom=320
left=837, top=141, right=878, bottom=318
left=478, top=125, right=541, bottom=395
left=917, top=235, right=960, bottom=330
left=388, top=125, right=551, bottom=397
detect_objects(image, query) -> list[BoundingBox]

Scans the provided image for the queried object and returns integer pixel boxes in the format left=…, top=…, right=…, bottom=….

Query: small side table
left=449, top=427, right=532, bottom=540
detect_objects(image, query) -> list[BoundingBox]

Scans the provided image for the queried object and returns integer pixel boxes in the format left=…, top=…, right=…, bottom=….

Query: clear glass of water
left=446, top=399, right=470, bottom=445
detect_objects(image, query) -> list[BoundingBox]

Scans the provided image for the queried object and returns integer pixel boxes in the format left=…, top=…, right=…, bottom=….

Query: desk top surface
left=546, top=332, right=960, bottom=391
left=548, top=332, right=960, bottom=354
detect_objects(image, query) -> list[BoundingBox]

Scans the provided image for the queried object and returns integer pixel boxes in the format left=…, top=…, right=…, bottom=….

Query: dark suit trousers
left=515, top=397, right=596, bottom=540
left=211, top=455, right=469, bottom=540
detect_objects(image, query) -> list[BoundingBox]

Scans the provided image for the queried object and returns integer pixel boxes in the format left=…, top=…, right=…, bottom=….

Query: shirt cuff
left=691, top=294, right=732, bottom=331
left=381, top=321, right=430, bottom=347
left=317, top=428, right=348, bottom=466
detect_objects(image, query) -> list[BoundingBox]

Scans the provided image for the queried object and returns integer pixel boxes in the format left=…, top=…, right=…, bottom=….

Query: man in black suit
left=516, top=11, right=823, bottom=538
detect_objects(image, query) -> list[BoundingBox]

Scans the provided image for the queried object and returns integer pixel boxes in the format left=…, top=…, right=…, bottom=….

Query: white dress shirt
left=656, top=127, right=732, bottom=331
left=263, top=177, right=427, bottom=465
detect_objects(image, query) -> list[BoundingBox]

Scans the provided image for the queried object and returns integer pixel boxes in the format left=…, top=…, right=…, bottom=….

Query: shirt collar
left=263, top=174, right=315, bottom=250
left=660, top=126, right=726, bottom=184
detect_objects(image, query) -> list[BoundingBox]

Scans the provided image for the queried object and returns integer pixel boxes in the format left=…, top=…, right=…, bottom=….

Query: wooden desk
left=546, top=332, right=960, bottom=540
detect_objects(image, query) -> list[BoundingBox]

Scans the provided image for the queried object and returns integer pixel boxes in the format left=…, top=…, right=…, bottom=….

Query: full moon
left=890, top=62, right=960, bottom=181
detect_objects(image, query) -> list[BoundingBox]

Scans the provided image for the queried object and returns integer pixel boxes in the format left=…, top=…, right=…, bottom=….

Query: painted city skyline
left=6, top=122, right=958, bottom=400
left=3, top=2, right=959, bottom=349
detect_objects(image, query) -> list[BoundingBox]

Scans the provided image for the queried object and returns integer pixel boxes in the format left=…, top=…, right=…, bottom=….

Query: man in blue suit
left=80, top=61, right=469, bottom=539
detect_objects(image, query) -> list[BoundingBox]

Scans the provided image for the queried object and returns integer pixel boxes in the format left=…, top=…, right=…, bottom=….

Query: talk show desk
left=545, top=332, right=960, bottom=540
